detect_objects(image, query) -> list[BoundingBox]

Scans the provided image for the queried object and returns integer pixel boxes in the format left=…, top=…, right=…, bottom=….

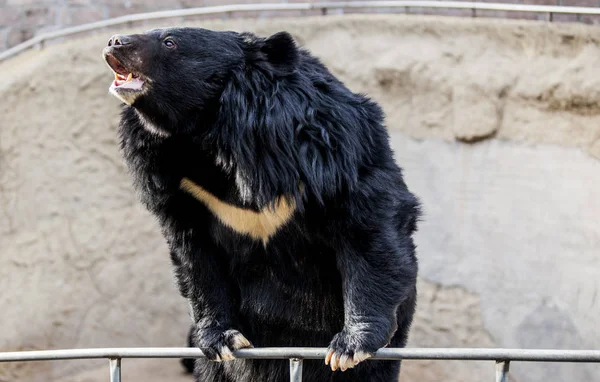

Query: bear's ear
left=261, top=31, right=298, bottom=76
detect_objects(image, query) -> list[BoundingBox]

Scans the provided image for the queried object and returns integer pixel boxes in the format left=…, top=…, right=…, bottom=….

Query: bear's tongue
left=113, top=72, right=144, bottom=90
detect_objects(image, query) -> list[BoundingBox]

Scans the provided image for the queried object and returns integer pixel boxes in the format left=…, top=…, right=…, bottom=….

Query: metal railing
left=1, top=347, right=599, bottom=382
left=3, top=1, right=600, bottom=63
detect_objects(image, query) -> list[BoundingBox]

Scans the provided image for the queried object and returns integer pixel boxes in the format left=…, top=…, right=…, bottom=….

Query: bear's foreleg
left=170, top=239, right=253, bottom=363
left=325, top=225, right=417, bottom=372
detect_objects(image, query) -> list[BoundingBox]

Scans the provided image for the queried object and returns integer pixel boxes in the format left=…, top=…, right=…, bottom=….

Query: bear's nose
left=107, top=34, right=131, bottom=47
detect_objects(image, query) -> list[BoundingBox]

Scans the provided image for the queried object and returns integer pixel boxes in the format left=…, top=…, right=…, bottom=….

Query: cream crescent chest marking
left=179, top=177, right=296, bottom=245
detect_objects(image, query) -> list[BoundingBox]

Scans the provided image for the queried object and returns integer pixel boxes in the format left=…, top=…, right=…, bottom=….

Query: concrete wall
left=3, top=0, right=600, bottom=52
left=0, top=14, right=599, bottom=382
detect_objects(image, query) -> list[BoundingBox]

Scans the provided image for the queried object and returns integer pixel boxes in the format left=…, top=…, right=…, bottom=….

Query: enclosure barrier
left=4, top=1, right=600, bottom=62
left=1, top=347, right=600, bottom=382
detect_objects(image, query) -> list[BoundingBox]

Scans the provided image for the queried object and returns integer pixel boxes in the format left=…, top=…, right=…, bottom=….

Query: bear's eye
left=164, top=39, right=176, bottom=48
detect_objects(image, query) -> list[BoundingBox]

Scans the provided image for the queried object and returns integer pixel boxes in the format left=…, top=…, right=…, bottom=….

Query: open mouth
left=105, top=54, right=145, bottom=91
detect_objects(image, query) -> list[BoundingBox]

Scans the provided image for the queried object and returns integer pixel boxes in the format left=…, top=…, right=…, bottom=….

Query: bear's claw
left=325, top=331, right=375, bottom=371
left=325, top=349, right=373, bottom=371
left=197, top=328, right=253, bottom=362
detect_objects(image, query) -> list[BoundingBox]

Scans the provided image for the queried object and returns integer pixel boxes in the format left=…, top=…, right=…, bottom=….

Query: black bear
left=103, top=27, right=420, bottom=382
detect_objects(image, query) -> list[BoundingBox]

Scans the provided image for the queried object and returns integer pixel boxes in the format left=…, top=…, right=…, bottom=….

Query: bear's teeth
left=126, top=73, right=133, bottom=82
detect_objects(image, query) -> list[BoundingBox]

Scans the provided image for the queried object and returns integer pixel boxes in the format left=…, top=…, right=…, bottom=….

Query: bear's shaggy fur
left=103, top=27, right=420, bottom=382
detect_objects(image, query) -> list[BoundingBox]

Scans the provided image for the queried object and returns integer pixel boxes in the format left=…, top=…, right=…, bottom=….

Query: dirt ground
left=1, top=13, right=600, bottom=382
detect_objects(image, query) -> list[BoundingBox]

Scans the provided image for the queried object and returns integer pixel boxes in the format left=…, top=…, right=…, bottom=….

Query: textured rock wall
left=1, top=14, right=599, bottom=382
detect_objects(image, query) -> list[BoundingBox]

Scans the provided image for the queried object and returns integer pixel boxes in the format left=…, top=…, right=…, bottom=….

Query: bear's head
left=102, top=27, right=299, bottom=134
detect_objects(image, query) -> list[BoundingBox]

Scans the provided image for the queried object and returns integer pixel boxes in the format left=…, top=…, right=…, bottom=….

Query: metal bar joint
left=495, top=360, right=510, bottom=382
left=289, top=358, right=303, bottom=382
left=109, top=358, right=121, bottom=382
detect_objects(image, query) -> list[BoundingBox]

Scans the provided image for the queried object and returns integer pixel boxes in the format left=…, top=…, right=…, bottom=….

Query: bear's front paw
left=325, top=330, right=380, bottom=372
left=196, top=328, right=253, bottom=362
